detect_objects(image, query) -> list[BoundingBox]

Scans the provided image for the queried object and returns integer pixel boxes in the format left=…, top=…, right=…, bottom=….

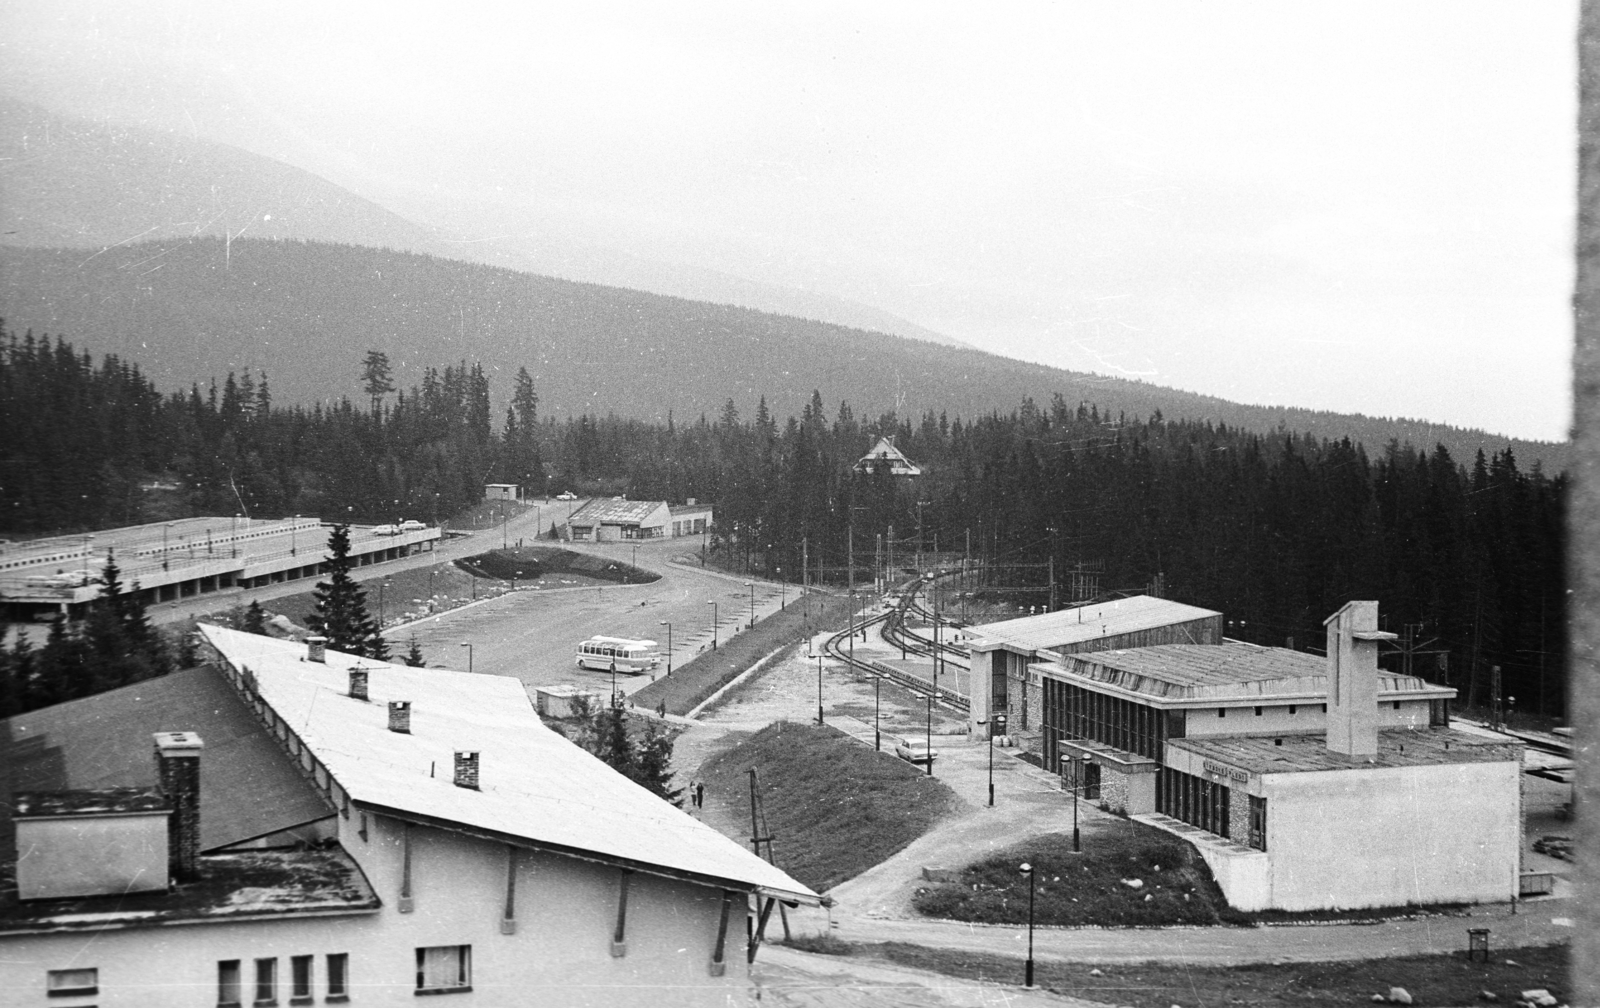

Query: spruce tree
left=406, top=637, right=425, bottom=667
left=307, top=524, right=385, bottom=658
left=242, top=600, right=268, bottom=635
left=597, top=705, right=636, bottom=777
left=632, top=722, right=684, bottom=807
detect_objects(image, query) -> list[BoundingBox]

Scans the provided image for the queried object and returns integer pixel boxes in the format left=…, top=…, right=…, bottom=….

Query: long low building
left=0, top=517, right=441, bottom=618
left=0, top=627, right=817, bottom=1005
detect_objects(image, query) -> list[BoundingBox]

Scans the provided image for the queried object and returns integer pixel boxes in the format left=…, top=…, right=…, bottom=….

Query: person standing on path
left=695, top=781, right=705, bottom=809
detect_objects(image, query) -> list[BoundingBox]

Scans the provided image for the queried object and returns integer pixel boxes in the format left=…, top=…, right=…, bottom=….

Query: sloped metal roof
left=200, top=626, right=819, bottom=904
left=967, top=595, right=1221, bottom=653
left=566, top=499, right=668, bottom=526
left=1170, top=729, right=1519, bottom=774
left=1, top=666, right=332, bottom=851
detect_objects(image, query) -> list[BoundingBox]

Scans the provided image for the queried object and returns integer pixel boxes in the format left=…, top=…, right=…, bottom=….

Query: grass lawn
left=697, top=720, right=957, bottom=892
left=912, top=823, right=1244, bottom=927
left=852, top=941, right=1570, bottom=1008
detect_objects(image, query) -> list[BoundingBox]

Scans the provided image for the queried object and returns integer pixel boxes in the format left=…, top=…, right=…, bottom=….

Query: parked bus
left=575, top=636, right=660, bottom=674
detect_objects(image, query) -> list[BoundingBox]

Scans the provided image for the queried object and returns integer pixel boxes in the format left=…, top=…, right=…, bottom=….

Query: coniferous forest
left=0, top=328, right=1567, bottom=719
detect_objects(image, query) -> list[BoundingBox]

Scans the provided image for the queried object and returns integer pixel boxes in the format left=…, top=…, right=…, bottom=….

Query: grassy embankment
left=912, top=821, right=1244, bottom=927
left=697, top=721, right=956, bottom=892
left=781, top=938, right=1568, bottom=1008
left=631, top=592, right=858, bottom=716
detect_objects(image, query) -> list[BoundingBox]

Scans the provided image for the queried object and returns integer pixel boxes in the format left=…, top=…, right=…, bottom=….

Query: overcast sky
left=0, top=1, right=1577, bottom=441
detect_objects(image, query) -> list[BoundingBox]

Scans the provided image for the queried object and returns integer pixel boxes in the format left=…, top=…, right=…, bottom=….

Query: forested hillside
left=0, top=237, right=1565, bottom=470
left=0, top=333, right=1566, bottom=719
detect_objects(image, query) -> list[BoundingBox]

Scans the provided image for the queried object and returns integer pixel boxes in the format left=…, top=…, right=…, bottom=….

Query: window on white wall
left=218, top=960, right=241, bottom=1006
left=290, top=955, right=313, bottom=1004
left=326, top=954, right=349, bottom=1001
left=47, top=968, right=98, bottom=997
left=254, top=958, right=277, bottom=1006
left=416, top=946, right=471, bottom=992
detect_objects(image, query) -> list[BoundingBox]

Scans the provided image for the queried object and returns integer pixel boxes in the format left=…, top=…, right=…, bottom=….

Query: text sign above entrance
left=1202, top=759, right=1248, bottom=782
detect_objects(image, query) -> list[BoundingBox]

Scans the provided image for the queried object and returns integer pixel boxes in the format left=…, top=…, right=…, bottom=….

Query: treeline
left=0, top=332, right=1566, bottom=718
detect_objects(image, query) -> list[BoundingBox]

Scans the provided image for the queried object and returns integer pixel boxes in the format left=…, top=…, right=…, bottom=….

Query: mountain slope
left=0, top=96, right=967, bottom=349
left=0, top=238, right=1563, bottom=470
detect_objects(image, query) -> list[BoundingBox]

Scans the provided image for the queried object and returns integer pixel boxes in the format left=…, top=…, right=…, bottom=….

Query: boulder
left=1388, top=989, right=1413, bottom=1005
left=1519, top=990, right=1557, bottom=1007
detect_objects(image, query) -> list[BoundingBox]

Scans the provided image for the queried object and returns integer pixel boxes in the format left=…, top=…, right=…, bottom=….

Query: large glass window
left=1157, top=767, right=1230, bottom=837
left=416, top=946, right=471, bottom=993
left=1248, top=795, right=1268, bottom=851
left=1042, top=678, right=1170, bottom=771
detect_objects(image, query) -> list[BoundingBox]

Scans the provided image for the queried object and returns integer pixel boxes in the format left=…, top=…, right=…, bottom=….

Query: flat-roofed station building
left=1015, top=601, right=1521, bottom=912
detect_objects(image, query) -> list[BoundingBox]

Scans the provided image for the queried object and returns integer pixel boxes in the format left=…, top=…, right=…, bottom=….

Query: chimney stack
left=388, top=701, right=412, bottom=733
left=153, top=732, right=204, bottom=881
left=348, top=669, right=369, bottom=701
left=454, top=750, right=480, bottom=790
left=1323, top=602, right=1396, bottom=761
left=307, top=636, right=327, bottom=663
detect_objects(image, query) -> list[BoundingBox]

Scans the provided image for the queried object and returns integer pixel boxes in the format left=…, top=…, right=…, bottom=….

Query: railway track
left=821, top=575, right=970, bottom=714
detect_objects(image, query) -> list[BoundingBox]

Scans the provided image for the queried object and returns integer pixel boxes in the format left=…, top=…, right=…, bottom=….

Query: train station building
left=967, top=599, right=1524, bottom=911
left=0, top=517, right=441, bottom=620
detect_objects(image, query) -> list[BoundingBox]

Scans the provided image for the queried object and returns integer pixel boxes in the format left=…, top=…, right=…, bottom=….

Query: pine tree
left=361, top=350, right=395, bottom=415
left=307, top=524, right=385, bottom=658
left=597, top=705, right=636, bottom=777
left=632, top=722, right=684, bottom=807
left=406, top=637, right=425, bottom=667
left=242, top=600, right=268, bottom=635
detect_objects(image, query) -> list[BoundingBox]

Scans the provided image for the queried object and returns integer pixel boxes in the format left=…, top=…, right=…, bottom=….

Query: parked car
left=894, top=738, right=938, bottom=765
left=555, top=491, right=578, bottom=500
left=398, top=520, right=427, bottom=531
left=369, top=524, right=399, bottom=536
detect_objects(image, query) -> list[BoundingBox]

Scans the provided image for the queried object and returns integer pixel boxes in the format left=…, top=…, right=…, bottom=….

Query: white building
left=1029, top=601, right=1523, bottom=912
left=0, top=627, right=817, bottom=1006
left=564, top=499, right=672, bottom=541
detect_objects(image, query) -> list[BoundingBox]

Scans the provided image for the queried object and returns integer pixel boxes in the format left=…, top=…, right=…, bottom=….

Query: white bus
left=575, top=636, right=660, bottom=674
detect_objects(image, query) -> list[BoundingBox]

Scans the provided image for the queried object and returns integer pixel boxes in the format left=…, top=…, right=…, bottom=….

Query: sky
left=0, top=1, right=1578, bottom=441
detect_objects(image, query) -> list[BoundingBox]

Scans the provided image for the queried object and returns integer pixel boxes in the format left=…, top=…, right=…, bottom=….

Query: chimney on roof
left=153, top=732, right=204, bottom=881
left=454, top=750, right=480, bottom=790
left=687, top=497, right=696, bottom=506
left=307, top=636, right=327, bottom=663
left=349, top=669, right=369, bottom=701
left=1323, top=601, right=1396, bottom=761
left=389, top=701, right=412, bottom=733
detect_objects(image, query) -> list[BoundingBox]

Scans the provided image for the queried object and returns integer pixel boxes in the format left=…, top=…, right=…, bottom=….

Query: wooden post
left=611, top=869, right=632, bottom=957
left=709, top=889, right=734, bottom=976
left=500, top=846, right=517, bottom=934
left=747, top=897, right=776, bottom=963
left=398, top=822, right=414, bottom=913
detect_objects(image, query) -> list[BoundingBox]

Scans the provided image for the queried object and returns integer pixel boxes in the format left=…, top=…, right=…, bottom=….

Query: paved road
left=751, top=944, right=1103, bottom=1007
left=390, top=539, right=792, bottom=698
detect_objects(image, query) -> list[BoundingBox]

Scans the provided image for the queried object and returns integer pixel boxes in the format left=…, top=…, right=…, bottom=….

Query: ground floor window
left=47, top=969, right=98, bottom=997
left=417, top=945, right=471, bottom=993
left=1157, top=766, right=1230, bottom=837
left=254, top=957, right=277, bottom=1005
left=327, top=954, right=349, bottom=1000
left=218, top=961, right=241, bottom=1006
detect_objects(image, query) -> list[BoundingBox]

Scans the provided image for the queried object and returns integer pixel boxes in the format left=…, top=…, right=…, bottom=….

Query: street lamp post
left=707, top=601, right=718, bottom=650
left=848, top=591, right=858, bottom=667
left=459, top=642, right=473, bottom=674
left=162, top=522, right=174, bottom=571
left=658, top=620, right=673, bottom=675
left=979, top=713, right=1007, bottom=807
left=1061, top=739, right=1082, bottom=853
left=291, top=514, right=301, bottom=556
left=232, top=514, right=240, bottom=558
left=872, top=673, right=883, bottom=750
left=811, top=653, right=825, bottom=725
left=777, top=567, right=785, bottom=608
left=610, top=660, right=621, bottom=708
left=912, top=691, right=935, bottom=777
left=378, top=579, right=392, bottom=626
left=743, top=580, right=755, bottom=629
left=1020, top=862, right=1036, bottom=987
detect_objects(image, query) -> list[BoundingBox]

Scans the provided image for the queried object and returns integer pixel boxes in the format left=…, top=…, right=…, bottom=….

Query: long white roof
left=199, top=626, right=817, bottom=904
left=966, top=595, right=1221, bottom=654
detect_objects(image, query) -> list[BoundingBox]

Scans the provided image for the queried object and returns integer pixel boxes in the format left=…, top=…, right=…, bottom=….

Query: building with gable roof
left=0, top=627, right=817, bottom=1005
left=852, top=436, right=922, bottom=478
left=563, top=498, right=672, bottom=541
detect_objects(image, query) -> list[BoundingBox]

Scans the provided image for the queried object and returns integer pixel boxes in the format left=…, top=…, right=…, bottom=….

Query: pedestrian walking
left=695, top=781, right=705, bottom=809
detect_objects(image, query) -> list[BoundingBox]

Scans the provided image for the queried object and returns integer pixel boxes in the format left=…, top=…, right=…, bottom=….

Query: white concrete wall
left=14, top=813, right=169, bottom=899
left=1, top=816, right=757, bottom=1006
left=1262, top=760, right=1520, bottom=911
left=1182, top=699, right=1432, bottom=739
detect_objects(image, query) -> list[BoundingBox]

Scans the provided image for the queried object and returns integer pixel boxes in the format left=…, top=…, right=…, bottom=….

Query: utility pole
left=1048, top=555, right=1057, bottom=612
left=801, top=537, right=808, bottom=593
left=875, top=533, right=883, bottom=594
left=847, top=522, right=855, bottom=593
left=746, top=768, right=791, bottom=940
left=887, top=524, right=894, bottom=590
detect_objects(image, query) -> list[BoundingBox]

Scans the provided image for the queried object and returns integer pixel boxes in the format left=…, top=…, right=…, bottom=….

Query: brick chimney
left=454, top=750, right=480, bottom=790
left=1323, top=602, right=1397, bottom=761
left=388, top=701, right=412, bottom=733
left=348, top=669, right=369, bottom=701
left=307, top=636, right=327, bottom=663
left=153, top=732, right=204, bottom=881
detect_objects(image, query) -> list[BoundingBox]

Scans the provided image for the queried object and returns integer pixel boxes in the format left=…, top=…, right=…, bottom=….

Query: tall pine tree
left=307, top=524, right=387, bottom=659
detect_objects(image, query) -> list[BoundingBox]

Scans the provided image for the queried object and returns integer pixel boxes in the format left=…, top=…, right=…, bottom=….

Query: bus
left=575, top=637, right=660, bottom=674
